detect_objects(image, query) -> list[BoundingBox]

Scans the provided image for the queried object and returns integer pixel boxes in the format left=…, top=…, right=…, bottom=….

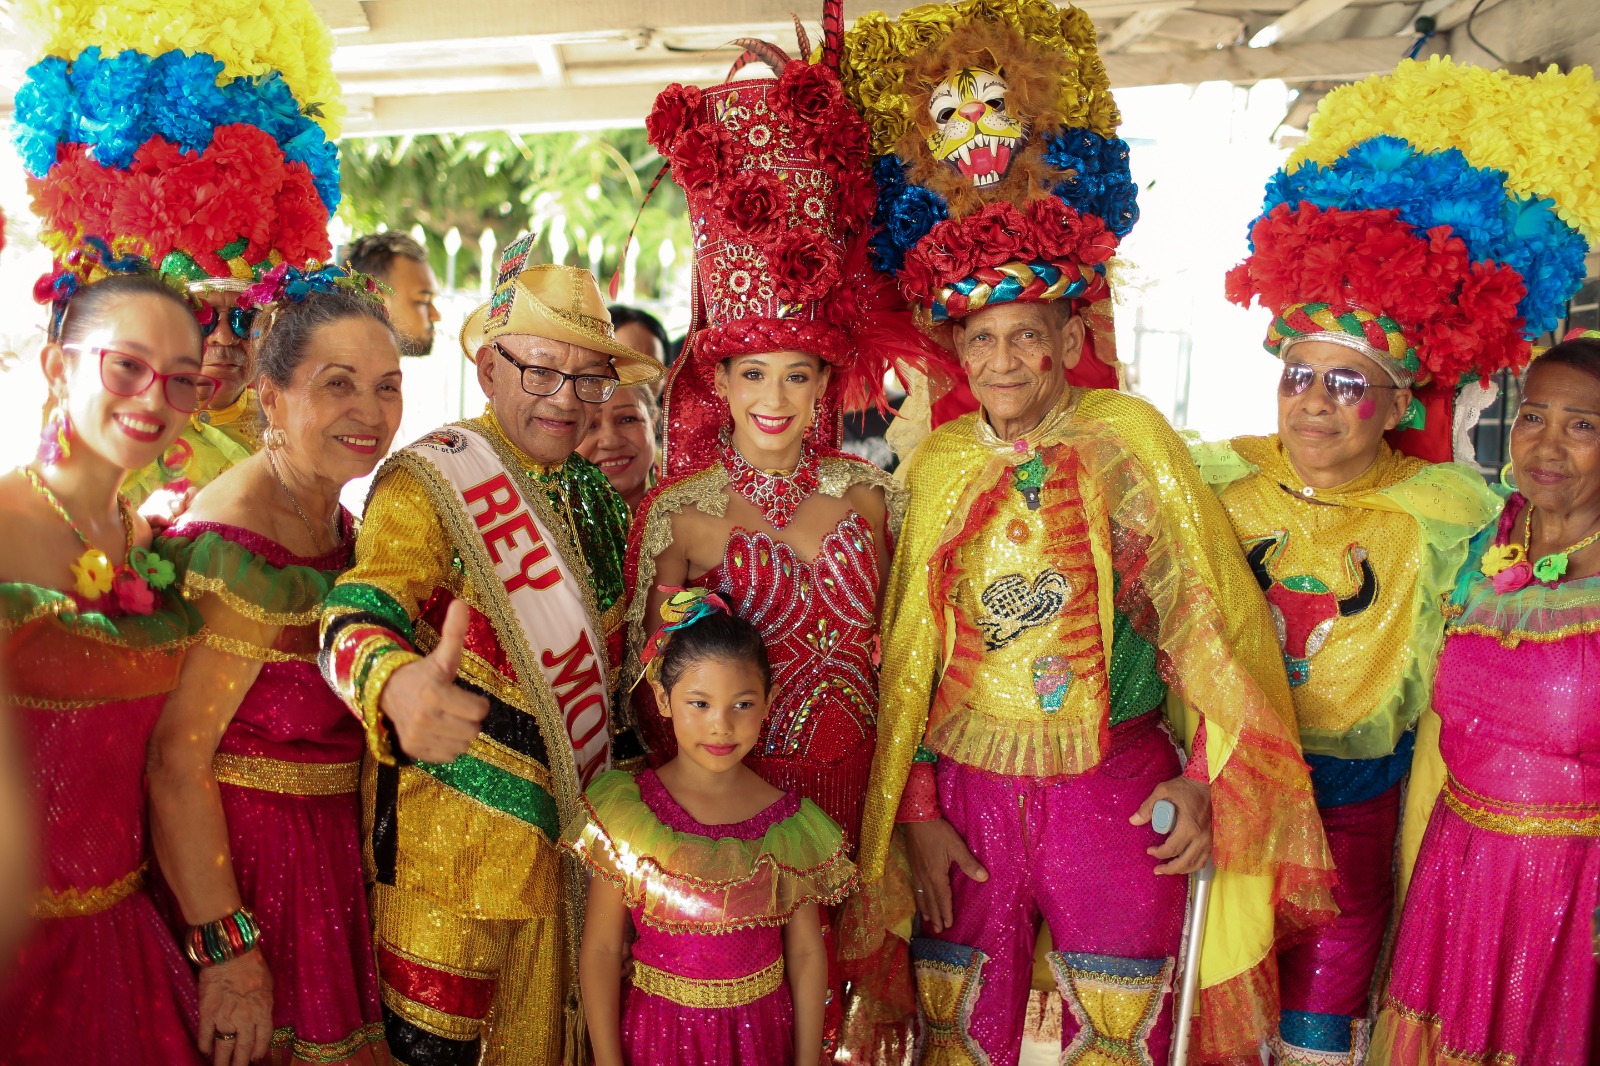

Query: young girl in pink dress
left=567, top=590, right=857, bottom=1066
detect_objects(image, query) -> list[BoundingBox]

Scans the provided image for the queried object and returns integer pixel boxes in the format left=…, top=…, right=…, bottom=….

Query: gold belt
left=34, top=863, right=146, bottom=919
left=1444, top=775, right=1600, bottom=838
left=212, top=752, right=361, bottom=795
left=630, top=957, right=785, bottom=1009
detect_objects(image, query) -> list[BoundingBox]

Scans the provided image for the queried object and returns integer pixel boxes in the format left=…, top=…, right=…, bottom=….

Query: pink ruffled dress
left=0, top=581, right=203, bottom=1064
left=161, top=513, right=387, bottom=1065
left=563, top=769, right=857, bottom=1066
left=1374, top=494, right=1600, bottom=1063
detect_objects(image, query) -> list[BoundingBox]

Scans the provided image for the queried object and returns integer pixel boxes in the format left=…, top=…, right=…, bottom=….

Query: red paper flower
left=647, top=83, right=703, bottom=155
left=714, top=169, right=788, bottom=244
left=771, top=227, right=842, bottom=302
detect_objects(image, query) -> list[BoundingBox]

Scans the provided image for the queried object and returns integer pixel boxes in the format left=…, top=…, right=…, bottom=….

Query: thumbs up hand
left=378, top=599, right=490, bottom=763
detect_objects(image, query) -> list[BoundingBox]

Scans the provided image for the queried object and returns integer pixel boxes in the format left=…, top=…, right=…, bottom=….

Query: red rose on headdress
left=771, top=227, right=842, bottom=302
left=819, top=114, right=872, bottom=170
left=916, top=222, right=981, bottom=290
left=648, top=83, right=704, bottom=155
left=897, top=248, right=938, bottom=303
left=671, top=124, right=732, bottom=193
left=835, top=168, right=877, bottom=232
left=777, top=60, right=844, bottom=126
left=715, top=169, right=788, bottom=244
left=1027, top=199, right=1115, bottom=266
left=963, top=203, right=1026, bottom=265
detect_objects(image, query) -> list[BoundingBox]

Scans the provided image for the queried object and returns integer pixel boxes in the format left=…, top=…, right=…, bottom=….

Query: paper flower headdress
left=1227, top=57, right=1600, bottom=459
left=11, top=0, right=344, bottom=287
left=647, top=13, right=948, bottom=476
left=840, top=0, right=1136, bottom=387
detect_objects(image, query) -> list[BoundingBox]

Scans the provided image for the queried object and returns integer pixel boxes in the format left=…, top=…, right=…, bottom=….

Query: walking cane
left=1152, top=799, right=1215, bottom=1066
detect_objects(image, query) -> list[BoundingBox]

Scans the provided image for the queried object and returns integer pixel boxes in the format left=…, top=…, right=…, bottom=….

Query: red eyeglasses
left=64, top=345, right=221, bottom=414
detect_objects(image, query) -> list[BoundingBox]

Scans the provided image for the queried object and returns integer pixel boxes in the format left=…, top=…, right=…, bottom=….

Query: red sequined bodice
left=692, top=511, right=880, bottom=767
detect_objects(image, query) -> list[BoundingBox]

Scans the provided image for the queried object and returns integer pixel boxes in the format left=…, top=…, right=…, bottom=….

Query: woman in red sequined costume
left=621, top=23, right=943, bottom=1062
left=0, top=272, right=212, bottom=1064
left=148, top=279, right=401, bottom=1066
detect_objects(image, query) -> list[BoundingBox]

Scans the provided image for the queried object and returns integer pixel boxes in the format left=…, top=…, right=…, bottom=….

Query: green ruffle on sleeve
left=161, top=531, right=341, bottom=628
left=1186, top=434, right=1260, bottom=489
left=561, top=770, right=858, bottom=933
left=0, top=582, right=200, bottom=649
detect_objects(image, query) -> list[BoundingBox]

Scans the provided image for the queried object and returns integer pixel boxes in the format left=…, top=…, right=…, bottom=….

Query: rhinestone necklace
left=720, top=434, right=819, bottom=530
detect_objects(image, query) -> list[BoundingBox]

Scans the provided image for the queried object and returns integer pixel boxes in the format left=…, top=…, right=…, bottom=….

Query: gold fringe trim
left=630, top=956, right=785, bottom=1009
left=213, top=752, right=361, bottom=796
left=269, top=1021, right=387, bottom=1064
left=1443, top=775, right=1600, bottom=837
left=179, top=571, right=324, bottom=626
left=33, top=863, right=146, bottom=918
left=205, top=630, right=311, bottom=663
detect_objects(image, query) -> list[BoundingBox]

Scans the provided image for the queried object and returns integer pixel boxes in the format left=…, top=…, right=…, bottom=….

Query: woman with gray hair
left=149, top=268, right=403, bottom=1066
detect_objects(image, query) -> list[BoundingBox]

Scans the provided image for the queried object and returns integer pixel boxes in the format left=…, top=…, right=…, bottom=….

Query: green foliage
left=336, top=129, right=690, bottom=296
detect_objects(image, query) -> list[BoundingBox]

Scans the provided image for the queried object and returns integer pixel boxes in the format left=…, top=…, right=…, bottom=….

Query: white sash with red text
left=403, top=424, right=611, bottom=786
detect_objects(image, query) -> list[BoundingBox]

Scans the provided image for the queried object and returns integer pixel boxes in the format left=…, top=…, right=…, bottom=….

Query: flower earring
left=264, top=424, right=287, bottom=450
left=38, top=399, right=72, bottom=464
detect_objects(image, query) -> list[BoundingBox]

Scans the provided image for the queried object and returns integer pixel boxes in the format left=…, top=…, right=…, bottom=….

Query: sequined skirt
left=1373, top=782, right=1600, bottom=1064
left=218, top=777, right=388, bottom=1062
left=620, top=972, right=794, bottom=1065
left=0, top=886, right=202, bottom=1064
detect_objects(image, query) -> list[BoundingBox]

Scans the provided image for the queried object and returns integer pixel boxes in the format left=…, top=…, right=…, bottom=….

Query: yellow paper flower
left=70, top=548, right=115, bottom=600
left=1288, top=57, right=1600, bottom=242
left=1478, top=541, right=1526, bottom=578
left=14, top=0, right=343, bottom=137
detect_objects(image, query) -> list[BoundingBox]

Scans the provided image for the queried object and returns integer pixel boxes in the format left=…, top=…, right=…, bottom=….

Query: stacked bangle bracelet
left=184, top=907, right=262, bottom=967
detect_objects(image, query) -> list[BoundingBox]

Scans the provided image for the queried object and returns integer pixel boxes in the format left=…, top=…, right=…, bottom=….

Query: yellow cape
left=857, top=389, right=1336, bottom=1059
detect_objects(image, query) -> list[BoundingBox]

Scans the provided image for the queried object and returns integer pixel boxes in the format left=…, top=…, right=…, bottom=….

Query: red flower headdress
left=649, top=18, right=947, bottom=476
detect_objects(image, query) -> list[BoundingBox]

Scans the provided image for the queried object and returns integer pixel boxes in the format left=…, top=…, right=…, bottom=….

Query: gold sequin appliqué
left=630, top=956, right=785, bottom=1009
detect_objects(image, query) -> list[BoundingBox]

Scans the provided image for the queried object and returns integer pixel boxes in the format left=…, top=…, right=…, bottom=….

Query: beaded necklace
left=24, top=468, right=174, bottom=613
left=719, top=433, right=819, bottom=530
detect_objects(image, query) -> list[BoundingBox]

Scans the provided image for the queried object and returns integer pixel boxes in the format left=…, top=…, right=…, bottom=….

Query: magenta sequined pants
left=1276, top=783, right=1402, bottom=1061
left=916, top=715, right=1186, bottom=1066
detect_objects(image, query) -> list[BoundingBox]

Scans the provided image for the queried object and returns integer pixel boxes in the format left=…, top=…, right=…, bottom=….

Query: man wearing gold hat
left=320, top=236, right=661, bottom=1065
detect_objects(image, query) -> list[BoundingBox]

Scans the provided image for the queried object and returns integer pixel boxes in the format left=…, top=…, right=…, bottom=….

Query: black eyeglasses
left=1279, top=362, right=1402, bottom=407
left=493, top=343, right=618, bottom=404
left=64, top=345, right=221, bottom=413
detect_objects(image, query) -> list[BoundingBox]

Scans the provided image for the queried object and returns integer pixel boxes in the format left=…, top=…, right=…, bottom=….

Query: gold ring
left=216, top=1033, right=238, bottom=1041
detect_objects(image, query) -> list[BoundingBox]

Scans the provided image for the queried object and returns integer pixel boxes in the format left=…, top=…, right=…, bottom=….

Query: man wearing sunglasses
left=122, top=279, right=262, bottom=514
left=320, top=235, right=661, bottom=1065
left=1193, top=314, right=1501, bottom=1062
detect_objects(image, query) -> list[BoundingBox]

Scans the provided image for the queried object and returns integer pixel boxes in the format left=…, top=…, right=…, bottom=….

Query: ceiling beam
left=1443, top=0, right=1600, bottom=62
left=1247, top=0, right=1359, bottom=46
left=310, top=0, right=371, bottom=33
left=336, top=34, right=1430, bottom=137
left=1101, top=7, right=1182, bottom=52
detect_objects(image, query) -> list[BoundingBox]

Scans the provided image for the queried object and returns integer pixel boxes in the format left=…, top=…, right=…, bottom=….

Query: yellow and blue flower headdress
left=1228, top=57, right=1600, bottom=458
left=12, top=0, right=344, bottom=285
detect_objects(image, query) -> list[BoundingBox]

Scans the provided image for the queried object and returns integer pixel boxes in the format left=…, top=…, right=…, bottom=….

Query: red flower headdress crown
left=648, top=17, right=948, bottom=476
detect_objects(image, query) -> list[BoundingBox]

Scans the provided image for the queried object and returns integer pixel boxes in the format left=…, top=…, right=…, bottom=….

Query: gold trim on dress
left=1443, top=775, right=1600, bottom=837
left=204, top=630, right=311, bottom=663
left=212, top=752, right=361, bottom=795
left=630, top=957, right=785, bottom=1009
left=33, top=863, right=147, bottom=918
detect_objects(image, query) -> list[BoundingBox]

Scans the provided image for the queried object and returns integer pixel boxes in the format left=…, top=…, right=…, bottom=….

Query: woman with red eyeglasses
left=0, top=272, right=214, bottom=1063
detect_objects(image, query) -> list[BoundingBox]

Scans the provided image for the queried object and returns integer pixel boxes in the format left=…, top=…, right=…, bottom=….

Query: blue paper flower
left=10, top=46, right=341, bottom=214
left=1256, top=135, right=1590, bottom=338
